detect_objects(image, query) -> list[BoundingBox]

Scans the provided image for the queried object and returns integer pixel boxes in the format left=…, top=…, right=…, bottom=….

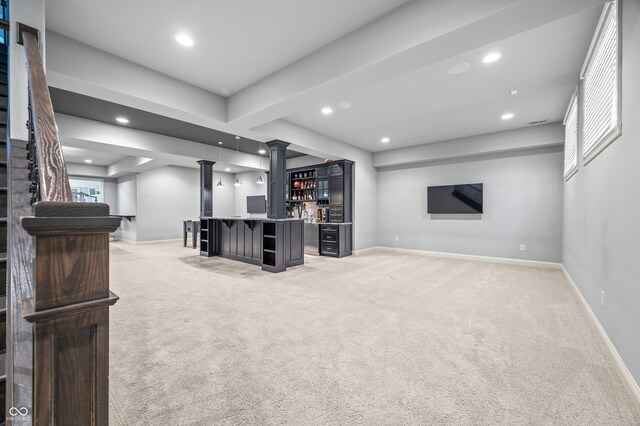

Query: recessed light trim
left=381, top=137, right=391, bottom=143
left=235, top=136, right=241, bottom=140
left=218, top=141, right=223, bottom=145
left=175, top=34, right=195, bottom=47
left=258, top=149, right=266, bottom=154
left=447, top=62, right=470, bottom=75
left=510, top=89, right=518, bottom=95
left=321, top=106, right=333, bottom=115
left=115, top=117, right=129, bottom=124
left=501, top=112, right=514, bottom=120
left=84, top=159, right=92, bottom=163
left=482, top=52, right=502, bottom=64
left=225, top=168, right=231, bottom=172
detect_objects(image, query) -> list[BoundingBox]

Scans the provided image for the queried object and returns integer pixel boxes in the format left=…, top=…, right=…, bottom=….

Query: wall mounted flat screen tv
left=247, top=195, right=267, bottom=214
left=427, top=183, right=483, bottom=214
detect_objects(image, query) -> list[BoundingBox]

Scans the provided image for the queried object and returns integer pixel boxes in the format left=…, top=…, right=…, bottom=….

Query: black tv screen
left=427, top=183, right=483, bottom=214
left=247, top=195, right=267, bottom=214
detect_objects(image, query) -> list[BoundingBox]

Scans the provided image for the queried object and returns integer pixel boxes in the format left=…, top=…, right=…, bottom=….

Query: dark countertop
left=203, top=216, right=304, bottom=222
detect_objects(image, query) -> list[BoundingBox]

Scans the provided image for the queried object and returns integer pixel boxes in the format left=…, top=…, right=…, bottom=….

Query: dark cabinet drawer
left=322, top=232, right=337, bottom=242
left=321, top=242, right=338, bottom=256
left=320, top=225, right=338, bottom=232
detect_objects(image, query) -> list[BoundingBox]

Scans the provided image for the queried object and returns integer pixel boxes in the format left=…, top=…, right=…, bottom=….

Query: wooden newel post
left=21, top=202, right=121, bottom=425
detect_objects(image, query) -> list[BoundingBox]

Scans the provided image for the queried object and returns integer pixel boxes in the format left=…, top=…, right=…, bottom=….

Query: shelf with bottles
left=290, top=169, right=317, bottom=180
left=290, top=189, right=315, bottom=202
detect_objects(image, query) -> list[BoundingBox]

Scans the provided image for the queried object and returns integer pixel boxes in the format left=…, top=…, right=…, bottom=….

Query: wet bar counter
left=199, top=217, right=304, bottom=272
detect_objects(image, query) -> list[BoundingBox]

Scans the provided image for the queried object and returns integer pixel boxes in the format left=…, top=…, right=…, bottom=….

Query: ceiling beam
left=373, top=122, right=564, bottom=169
left=56, top=113, right=267, bottom=172
left=228, top=0, right=605, bottom=130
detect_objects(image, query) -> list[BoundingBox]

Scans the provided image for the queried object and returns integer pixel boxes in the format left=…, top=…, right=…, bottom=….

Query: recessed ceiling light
left=337, top=101, right=352, bottom=109
left=225, top=167, right=231, bottom=172
left=218, top=141, right=223, bottom=145
left=115, top=116, right=129, bottom=124
left=175, top=34, right=195, bottom=47
left=235, top=136, right=241, bottom=140
left=381, top=137, right=391, bottom=143
left=501, top=113, right=514, bottom=120
left=482, top=52, right=502, bottom=64
left=321, top=106, right=333, bottom=115
left=258, top=149, right=266, bottom=154
left=447, top=62, right=470, bottom=75
left=510, top=89, right=518, bottom=95
left=84, top=159, right=92, bottom=163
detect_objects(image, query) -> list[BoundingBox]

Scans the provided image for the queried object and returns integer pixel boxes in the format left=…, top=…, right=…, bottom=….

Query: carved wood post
left=21, top=202, right=120, bottom=425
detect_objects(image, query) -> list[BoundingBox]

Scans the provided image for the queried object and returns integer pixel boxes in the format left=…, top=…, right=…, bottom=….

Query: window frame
left=580, top=0, right=622, bottom=165
left=563, top=92, right=579, bottom=180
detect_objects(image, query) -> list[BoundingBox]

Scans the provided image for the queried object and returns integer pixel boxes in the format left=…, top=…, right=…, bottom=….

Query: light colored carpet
left=108, top=241, right=640, bottom=425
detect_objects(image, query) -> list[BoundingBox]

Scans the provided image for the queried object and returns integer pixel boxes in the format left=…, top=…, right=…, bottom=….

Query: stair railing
left=6, top=24, right=121, bottom=425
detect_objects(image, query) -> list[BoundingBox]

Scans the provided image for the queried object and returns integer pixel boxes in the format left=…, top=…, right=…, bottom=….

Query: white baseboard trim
left=352, top=246, right=379, bottom=255
left=561, top=266, right=640, bottom=412
left=371, top=246, right=562, bottom=269
left=136, top=238, right=183, bottom=245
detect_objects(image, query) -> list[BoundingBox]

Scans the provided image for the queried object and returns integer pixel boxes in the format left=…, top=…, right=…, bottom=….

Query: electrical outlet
left=394, top=236, right=400, bottom=242
left=519, top=244, right=526, bottom=251
left=601, top=290, right=605, bottom=307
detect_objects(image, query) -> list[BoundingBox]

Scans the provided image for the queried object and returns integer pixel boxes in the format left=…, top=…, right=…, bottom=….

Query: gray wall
left=103, top=179, right=117, bottom=213
left=232, top=170, right=268, bottom=217
left=563, top=1, right=640, bottom=384
left=377, top=149, right=564, bottom=262
left=116, top=174, right=137, bottom=241
left=136, top=166, right=199, bottom=242
left=212, top=171, right=236, bottom=217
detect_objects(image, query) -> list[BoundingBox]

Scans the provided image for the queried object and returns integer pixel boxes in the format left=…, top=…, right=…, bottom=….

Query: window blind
left=581, top=0, right=619, bottom=158
left=563, top=95, right=578, bottom=178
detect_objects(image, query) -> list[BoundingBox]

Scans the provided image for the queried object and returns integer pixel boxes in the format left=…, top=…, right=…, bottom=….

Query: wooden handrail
left=21, top=30, right=72, bottom=202
left=5, top=22, right=121, bottom=425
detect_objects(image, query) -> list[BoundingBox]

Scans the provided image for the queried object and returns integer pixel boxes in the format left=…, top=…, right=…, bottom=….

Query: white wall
left=377, top=148, right=564, bottom=262
left=136, top=166, right=199, bottom=242
left=563, top=1, right=640, bottom=385
left=116, top=174, right=137, bottom=241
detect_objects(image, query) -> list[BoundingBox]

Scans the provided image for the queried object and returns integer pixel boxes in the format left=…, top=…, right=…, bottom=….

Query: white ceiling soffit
left=45, top=0, right=410, bottom=96
left=284, top=6, right=602, bottom=152
left=61, top=145, right=128, bottom=166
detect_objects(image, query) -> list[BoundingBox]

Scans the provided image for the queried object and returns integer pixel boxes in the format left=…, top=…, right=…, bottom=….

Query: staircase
left=0, top=25, right=8, bottom=423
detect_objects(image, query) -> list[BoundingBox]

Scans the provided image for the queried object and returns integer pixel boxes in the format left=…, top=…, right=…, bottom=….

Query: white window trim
left=580, top=0, right=622, bottom=165
left=563, top=92, right=579, bottom=181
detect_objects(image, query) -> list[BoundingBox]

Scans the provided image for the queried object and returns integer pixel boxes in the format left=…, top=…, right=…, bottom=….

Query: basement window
left=69, top=177, right=103, bottom=203
left=580, top=0, right=621, bottom=164
left=563, top=93, right=578, bottom=180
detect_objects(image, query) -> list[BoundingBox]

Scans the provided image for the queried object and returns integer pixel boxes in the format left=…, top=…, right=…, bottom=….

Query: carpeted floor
left=108, top=241, right=640, bottom=425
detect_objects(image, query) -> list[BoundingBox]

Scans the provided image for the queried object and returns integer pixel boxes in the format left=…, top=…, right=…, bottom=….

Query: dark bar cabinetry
left=200, top=217, right=304, bottom=272
left=320, top=224, right=352, bottom=257
left=287, top=159, right=354, bottom=258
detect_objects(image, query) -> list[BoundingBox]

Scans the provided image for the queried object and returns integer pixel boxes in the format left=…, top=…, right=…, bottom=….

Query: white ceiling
left=46, top=0, right=603, bottom=161
left=284, top=7, right=601, bottom=151
left=45, top=0, right=409, bottom=95
left=62, top=146, right=127, bottom=166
